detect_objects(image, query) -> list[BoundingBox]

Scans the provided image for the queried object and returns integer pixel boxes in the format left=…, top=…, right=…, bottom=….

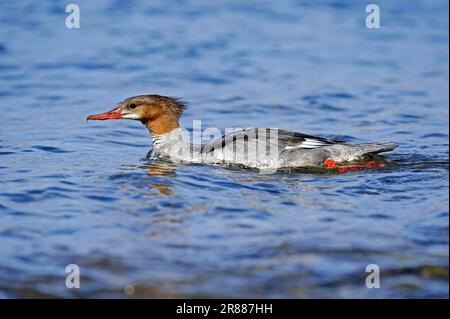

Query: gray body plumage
left=150, top=127, right=397, bottom=169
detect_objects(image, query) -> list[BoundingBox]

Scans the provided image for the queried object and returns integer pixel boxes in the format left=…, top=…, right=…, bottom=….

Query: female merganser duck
left=87, top=94, right=397, bottom=173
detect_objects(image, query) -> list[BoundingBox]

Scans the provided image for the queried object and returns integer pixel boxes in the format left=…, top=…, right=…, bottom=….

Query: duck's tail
left=358, top=141, right=398, bottom=155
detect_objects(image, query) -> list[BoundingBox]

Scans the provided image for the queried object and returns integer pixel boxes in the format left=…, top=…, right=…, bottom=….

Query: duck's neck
left=146, top=124, right=189, bottom=151
left=142, top=116, right=180, bottom=136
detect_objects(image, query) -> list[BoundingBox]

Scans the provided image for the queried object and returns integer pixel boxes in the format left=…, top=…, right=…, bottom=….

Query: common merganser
left=87, top=94, right=398, bottom=173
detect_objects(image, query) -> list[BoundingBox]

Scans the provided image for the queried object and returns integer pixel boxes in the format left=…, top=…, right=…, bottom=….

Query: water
left=0, top=0, right=448, bottom=298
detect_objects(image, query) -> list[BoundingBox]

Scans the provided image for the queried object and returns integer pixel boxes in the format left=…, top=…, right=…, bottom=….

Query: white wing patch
left=284, top=138, right=330, bottom=150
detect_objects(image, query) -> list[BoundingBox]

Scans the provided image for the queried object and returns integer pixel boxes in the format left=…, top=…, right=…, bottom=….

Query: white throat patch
left=121, top=113, right=141, bottom=120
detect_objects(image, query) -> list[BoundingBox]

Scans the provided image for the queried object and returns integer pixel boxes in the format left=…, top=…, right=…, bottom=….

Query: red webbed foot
left=323, top=159, right=384, bottom=173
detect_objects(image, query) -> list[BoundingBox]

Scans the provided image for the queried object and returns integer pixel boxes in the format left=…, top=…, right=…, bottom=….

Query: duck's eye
left=128, top=103, right=137, bottom=110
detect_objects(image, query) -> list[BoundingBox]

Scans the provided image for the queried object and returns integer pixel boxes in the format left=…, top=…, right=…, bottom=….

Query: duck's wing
left=275, top=129, right=336, bottom=150
left=200, top=128, right=336, bottom=153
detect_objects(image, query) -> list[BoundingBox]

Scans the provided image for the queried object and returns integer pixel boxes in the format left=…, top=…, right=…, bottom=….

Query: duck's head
left=87, top=94, right=187, bottom=135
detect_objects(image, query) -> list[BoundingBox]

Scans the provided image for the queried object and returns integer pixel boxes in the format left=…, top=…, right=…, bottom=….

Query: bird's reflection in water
left=142, top=161, right=177, bottom=195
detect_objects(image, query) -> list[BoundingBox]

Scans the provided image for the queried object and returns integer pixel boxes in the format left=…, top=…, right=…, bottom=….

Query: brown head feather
left=120, top=94, right=188, bottom=135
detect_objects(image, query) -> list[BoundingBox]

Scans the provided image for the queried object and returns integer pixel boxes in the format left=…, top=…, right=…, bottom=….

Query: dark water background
left=0, top=0, right=448, bottom=298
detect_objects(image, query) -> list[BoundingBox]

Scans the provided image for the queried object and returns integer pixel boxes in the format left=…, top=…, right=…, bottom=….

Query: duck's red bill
left=87, top=108, right=123, bottom=120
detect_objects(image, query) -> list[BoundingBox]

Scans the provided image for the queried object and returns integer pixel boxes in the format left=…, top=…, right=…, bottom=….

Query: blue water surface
left=0, top=0, right=448, bottom=298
